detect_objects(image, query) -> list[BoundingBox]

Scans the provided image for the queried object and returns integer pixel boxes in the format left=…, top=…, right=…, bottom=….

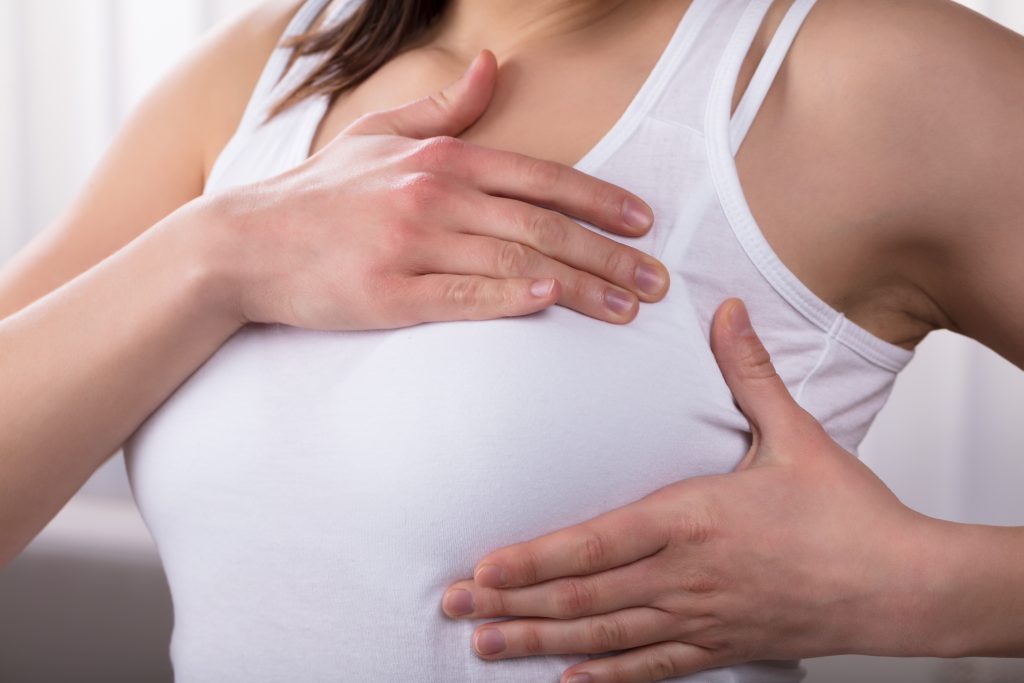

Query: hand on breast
left=209, top=50, right=669, bottom=333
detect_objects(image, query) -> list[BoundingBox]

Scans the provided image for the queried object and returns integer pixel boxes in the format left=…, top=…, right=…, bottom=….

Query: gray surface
left=0, top=499, right=173, bottom=683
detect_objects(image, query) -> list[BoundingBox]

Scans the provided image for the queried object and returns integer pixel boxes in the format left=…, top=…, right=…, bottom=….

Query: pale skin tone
left=0, top=0, right=1022, bottom=680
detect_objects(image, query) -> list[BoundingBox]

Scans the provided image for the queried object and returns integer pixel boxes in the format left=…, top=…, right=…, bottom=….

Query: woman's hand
left=211, top=50, right=669, bottom=331
left=441, top=298, right=955, bottom=681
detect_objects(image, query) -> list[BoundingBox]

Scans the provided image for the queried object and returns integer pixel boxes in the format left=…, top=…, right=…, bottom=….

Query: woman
left=1, top=0, right=1022, bottom=682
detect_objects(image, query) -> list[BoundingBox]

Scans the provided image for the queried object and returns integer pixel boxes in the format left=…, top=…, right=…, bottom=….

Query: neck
left=429, top=0, right=637, bottom=59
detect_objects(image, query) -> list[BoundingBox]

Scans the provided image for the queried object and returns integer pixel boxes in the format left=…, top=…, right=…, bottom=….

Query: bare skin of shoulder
left=739, top=0, right=1024, bottom=363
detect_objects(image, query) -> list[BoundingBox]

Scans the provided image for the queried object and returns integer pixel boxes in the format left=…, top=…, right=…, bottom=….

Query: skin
left=432, top=0, right=1024, bottom=680
left=0, top=0, right=1021, bottom=677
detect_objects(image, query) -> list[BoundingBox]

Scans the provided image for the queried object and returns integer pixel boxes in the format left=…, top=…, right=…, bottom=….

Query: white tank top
left=124, top=1, right=914, bottom=680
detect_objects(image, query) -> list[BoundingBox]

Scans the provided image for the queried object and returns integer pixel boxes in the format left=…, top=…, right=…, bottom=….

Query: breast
left=124, top=280, right=751, bottom=682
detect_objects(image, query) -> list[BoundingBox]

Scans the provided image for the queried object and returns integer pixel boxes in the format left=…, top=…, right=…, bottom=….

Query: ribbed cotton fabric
left=124, top=1, right=913, bottom=680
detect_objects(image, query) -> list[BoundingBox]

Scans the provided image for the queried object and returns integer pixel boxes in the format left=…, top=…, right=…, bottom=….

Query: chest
left=124, top=286, right=750, bottom=575
left=308, top=4, right=689, bottom=165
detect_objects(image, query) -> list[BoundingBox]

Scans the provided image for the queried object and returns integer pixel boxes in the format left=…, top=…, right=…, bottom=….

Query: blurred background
left=1, top=0, right=1023, bottom=681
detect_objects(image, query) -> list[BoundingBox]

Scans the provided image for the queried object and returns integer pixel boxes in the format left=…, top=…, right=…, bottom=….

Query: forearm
left=925, top=520, right=1024, bottom=658
left=865, top=513, right=1024, bottom=659
left=0, top=197, right=243, bottom=565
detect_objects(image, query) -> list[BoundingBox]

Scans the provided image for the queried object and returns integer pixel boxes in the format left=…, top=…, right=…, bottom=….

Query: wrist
left=894, top=514, right=972, bottom=658
left=927, top=521, right=1024, bottom=658
left=163, top=192, right=249, bottom=331
left=868, top=514, right=1024, bottom=659
left=840, top=510, right=962, bottom=658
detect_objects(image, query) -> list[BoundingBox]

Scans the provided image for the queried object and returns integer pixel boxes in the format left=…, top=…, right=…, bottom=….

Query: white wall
left=0, top=0, right=257, bottom=257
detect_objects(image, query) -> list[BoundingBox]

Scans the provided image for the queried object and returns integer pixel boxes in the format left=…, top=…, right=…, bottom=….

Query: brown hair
left=271, top=0, right=449, bottom=117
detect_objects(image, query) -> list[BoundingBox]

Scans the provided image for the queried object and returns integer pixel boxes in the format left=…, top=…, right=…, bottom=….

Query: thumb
left=344, top=49, right=497, bottom=138
left=710, top=298, right=810, bottom=467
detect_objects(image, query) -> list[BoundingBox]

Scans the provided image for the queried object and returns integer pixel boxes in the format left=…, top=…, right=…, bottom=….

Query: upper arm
left=0, top=0, right=304, bottom=320
left=872, top=0, right=1024, bottom=370
left=777, top=0, right=1024, bottom=368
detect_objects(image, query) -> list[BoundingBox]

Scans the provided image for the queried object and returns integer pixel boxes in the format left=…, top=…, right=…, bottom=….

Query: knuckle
left=575, top=529, right=608, bottom=573
left=681, top=569, right=719, bottom=595
left=471, top=584, right=507, bottom=617
left=516, top=548, right=541, bottom=586
left=412, top=135, right=463, bottom=167
left=490, top=587, right=509, bottom=615
left=427, top=89, right=453, bottom=115
left=737, top=338, right=777, bottom=382
left=524, top=157, right=562, bottom=191
left=568, top=274, right=595, bottom=304
left=397, top=171, right=444, bottom=209
left=445, top=278, right=483, bottom=311
left=606, top=658, right=632, bottom=681
left=601, top=244, right=632, bottom=280
left=497, top=240, right=534, bottom=275
left=682, top=510, right=716, bottom=546
left=586, top=616, right=626, bottom=652
left=644, top=650, right=679, bottom=681
left=671, top=500, right=718, bottom=546
left=523, top=211, right=567, bottom=251
left=521, top=626, right=544, bottom=655
left=497, top=282, right=519, bottom=313
left=556, top=579, right=594, bottom=617
left=592, top=181, right=625, bottom=217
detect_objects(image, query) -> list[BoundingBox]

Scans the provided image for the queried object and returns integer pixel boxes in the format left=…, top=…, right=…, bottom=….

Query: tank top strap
left=235, top=0, right=363, bottom=133
left=645, top=0, right=761, bottom=133
left=729, top=0, right=818, bottom=154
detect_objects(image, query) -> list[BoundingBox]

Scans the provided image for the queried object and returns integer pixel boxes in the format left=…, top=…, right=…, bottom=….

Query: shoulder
left=759, top=0, right=1024, bottom=353
left=817, top=0, right=1024, bottom=361
left=791, top=0, right=1024, bottom=232
left=794, top=0, right=1024, bottom=120
left=192, top=0, right=312, bottom=176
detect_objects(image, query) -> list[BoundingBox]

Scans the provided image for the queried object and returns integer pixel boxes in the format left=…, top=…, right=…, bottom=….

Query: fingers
left=449, top=144, right=656, bottom=239
left=469, top=608, right=678, bottom=660
left=389, top=273, right=559, bottom=325
left=456, top=195, right=669, bottom=301
left=709, top=299, right=806, bottom=447
left=406, top=185, right=670, bottom=323
left=559, top=640, right=723, bottom=683
left=471, top=500, right=668, bottom=590
left=422, top=231, right=642, bottom=324
left=343, top=50, right=497, bottom=138
left=442, top=560, right=662, bottom=620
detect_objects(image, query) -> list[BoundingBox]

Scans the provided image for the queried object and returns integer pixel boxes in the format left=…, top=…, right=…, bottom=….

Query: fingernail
left=622, top=198, right=653, bottom=231
left=566, top=674, right=594, bottom=683
left=605, top=288, right=635, bottom=315
left=474, top=564, right=507, bottom=588
left=634, top=262, right=666, bottom=295
left=728, top=300, right=753, bottom=336
left=443, top=589, right=474, bottom=617
left=531, top=278, right=555, bottom=298
left=474, top=628, right=506, bottom=655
